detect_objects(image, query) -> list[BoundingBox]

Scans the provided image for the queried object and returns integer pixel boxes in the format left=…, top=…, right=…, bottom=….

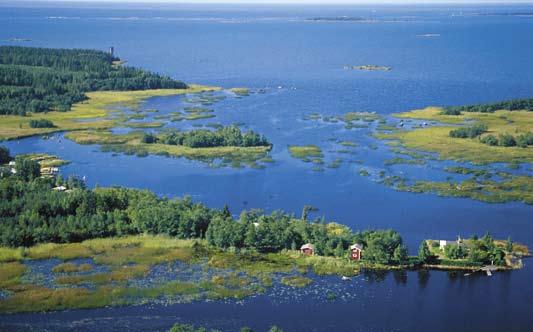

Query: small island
left=344, top=65, right=392, bottom=71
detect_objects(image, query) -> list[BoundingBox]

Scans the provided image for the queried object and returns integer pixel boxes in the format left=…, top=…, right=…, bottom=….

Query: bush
left=498, top=133, right=516, bottom=147
left=449, top=123, right=487, bottom=139
left=441, top=108, right=461, bottom=115
left=29, top=119, right=55, bottom=128
left=516, top=132, right=533, bottom=148
left=481, top=134, right=498, bottom=146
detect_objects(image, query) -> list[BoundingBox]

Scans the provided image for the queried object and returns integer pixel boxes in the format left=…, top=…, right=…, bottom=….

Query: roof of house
left=350, top=243, right=363, bottom=251
left=300, top=243, right=314, bottom=250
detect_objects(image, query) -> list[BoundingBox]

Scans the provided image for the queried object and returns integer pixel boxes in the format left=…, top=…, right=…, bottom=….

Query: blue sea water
left=0, top=2, right=533, bottom=331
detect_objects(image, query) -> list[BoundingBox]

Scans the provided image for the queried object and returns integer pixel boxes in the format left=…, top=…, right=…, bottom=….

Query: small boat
left=341, top=276, right=351, bottom=281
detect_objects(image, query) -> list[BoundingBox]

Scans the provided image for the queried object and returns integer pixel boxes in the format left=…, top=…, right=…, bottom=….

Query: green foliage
left=418, top=241, right=431, bottom=263
left=28, top=119, right=55, bottom=128
left=150, top=126, right=270, bottom=148
left=440, top=108, right=461, bottom=115
left=0, top=175, right=406, bottom=267
left=0, top=46, right=187, bottom=115
left=445, top=98, right=533, bottom=114
left=498, top=133, right=517, bottom=147
left=449, top=123, right=487, bottom=139
left=0, top=175, right=216, bottom=247
left=480, top=134, right=498, bottom=146
left=444, top=244, right=467, bottom=260
left=359, top=230, right=404, bottom=265
left=393, top=245, right=408, bottom=263
left=516, top=132, right=533, bottom=148
left=14, top=155, right=40, bottom=181
left=0, top=145, right=10, bottom=164
left=280, top=275, right=313, bottom=288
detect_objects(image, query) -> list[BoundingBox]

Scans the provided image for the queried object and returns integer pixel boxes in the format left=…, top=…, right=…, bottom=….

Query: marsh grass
left=52, top=262, right=93, bottom=274
left=404, top=175, right=533, bottom=204
left=0, top=247, right=25, bottom=263
left=288, top=145, right=323, bottom=162
left=281, top=275, right=313, bottom=288
left=381, top=107, right=533, bottom=164
left=56, top=264, right=149, bottom=285
left=27, top=243, right=94, bottom=260
left=0, top=262, right=27, bottom=288
left=384, top=157, right=426, bottom=166
left=0, top=85, right=218, bottom=140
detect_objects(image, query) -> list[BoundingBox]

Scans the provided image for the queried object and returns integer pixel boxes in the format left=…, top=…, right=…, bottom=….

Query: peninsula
left=0, top=148, right=529, bottom=314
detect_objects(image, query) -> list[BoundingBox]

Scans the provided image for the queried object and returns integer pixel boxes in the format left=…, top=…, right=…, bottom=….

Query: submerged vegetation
left=288, top=145, right=323, bottom=162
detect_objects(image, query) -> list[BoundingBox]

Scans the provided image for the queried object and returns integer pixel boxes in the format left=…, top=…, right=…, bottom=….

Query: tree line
left=142, top=126, right=271, bottom=148
left=0, top=46, right=188, bottom=116
left=0, top=147, right=405, bottom=265
left=1, top=147, right=514, bottom=267
left=444, top=98, right=533, bottom=115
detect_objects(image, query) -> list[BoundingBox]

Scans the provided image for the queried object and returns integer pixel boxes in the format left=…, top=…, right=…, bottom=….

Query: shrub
left=29, top=119, right=55, bottom=128
left=449, top=123, right=487, bottom=139
left=516, top=132, right=533, bottom=148
left=498, top=133, right=516, bottom=147
left=481, top=134, right=498, bottom=146
left=441, top=108, right=461, bottom=115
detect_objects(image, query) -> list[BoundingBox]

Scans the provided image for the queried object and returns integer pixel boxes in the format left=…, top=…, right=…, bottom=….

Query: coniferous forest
left=0, top=46, right=188, bottom=115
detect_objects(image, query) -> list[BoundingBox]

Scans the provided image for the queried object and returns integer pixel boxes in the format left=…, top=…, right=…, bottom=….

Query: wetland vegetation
left=0, top=149, right=528, bottom=314
left=377, top=106, right=533, bottom=164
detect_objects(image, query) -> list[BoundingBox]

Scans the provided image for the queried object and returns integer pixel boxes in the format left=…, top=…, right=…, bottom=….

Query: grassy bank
left=378, top=107, right=533, bottom=164
left=65, top=129, right=271, bottom=167
left=0, top=85, right=218, bottom=141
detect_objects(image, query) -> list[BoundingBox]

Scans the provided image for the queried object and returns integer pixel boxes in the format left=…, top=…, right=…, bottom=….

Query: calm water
left=1, top=2, right=533, bottom=331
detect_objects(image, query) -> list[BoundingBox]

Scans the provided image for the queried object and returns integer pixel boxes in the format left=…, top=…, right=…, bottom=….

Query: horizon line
left=7, top=0, right=533, bottom=4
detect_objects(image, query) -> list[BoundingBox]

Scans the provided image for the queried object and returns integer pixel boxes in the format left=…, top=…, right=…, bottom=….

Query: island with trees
left=64, top=126, right=272, bottom=168
left=371, top=99, right=533, bottom=204
left=0, top=146, right=528, bottom=314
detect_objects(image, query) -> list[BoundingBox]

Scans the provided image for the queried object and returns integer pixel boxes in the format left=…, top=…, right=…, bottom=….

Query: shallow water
left=1, top=3, right=533, bottom=331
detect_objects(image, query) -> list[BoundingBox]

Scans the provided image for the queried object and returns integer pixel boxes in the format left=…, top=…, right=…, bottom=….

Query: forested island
left=0, top=46, right=187, bottom=115
left=0, top=147, right=528, bottom=314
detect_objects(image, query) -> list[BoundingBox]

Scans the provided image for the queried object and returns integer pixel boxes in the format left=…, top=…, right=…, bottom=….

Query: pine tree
left=418, top=241, right=431, bottom=263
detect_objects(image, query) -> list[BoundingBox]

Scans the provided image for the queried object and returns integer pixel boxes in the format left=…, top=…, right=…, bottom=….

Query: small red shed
left=350, top=243, right=363, bottom=261
left=300, top=243, right=315, bottom=256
